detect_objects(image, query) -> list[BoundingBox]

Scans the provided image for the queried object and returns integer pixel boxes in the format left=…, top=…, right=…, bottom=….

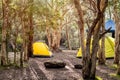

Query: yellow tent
left=33, top=42, right=52, bottom=57
left=77, top=36, right=115, bottom=58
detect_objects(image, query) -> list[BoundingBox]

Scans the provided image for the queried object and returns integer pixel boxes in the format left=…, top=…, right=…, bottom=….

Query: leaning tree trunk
left=90, top=17, right=103, bottom=79
left=1, top=0, right=9, bottom=66
left=90, top=0, right=108, bottom=79
left=113, top=0, right=120, bottom=64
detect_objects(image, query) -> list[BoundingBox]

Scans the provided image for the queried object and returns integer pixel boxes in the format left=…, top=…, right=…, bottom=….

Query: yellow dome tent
left=77, top=36, right=115, bottom=58
left=33, top=42, right=52, bottom=57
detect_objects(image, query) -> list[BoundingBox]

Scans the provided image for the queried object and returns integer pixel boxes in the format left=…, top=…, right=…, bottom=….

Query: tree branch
left=99, top=27, right=111, bottom=39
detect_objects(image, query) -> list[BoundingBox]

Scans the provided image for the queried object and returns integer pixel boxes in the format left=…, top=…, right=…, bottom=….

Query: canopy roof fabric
left=33, top=42, right=52, bottom=57
left=105, top=20, right=115, bottom=31
left=77, top=36, right=115, bottom=58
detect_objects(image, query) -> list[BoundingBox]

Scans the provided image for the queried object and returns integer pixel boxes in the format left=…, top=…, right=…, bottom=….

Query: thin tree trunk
left=56, top=29, right=61, bottom=51
left=14, top=39, right=17, bottom=64
left=22, top=0, right=29, bottom=61
left=20, top=1, right=29, bottom=61
left=51, top=29, right=57, bottom=51
left=28, top=0, right=34, bottom=57
left=46, top=27, right=52, bottom=47
left=113, top=0, right=120, bottom=64
left=117, top=34, right=120, bottom=74
left=20, top=51, right=23, bottom=67
left=98, top=14, right=106, bottom=65
left=73, top=0, right=85, bottom=61
left=66, top=25, right=71, bottom=50
left=1, top=0, right=9, bottom=65
left=90, top=17, right=102, bottom=79
left=117, top=65, right=120, bottom=75
left=90, top=0, right=108, bottom=79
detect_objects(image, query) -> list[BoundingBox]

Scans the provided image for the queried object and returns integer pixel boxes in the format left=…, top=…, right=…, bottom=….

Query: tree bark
left=113, top=0, right=120, bottom=64
left=47, top=28, right=62, bottom=52
left=90, top=17, right=103, bottom=79
left=117, top=34, right=120, bottom=74
left=28, top=0, right=34, bottom=57
left=1, top=0, right=9, bottom=65
left=117, top=65, right=120, bottom=75
left=66, top=25, right=71, bottom=50
left=73, top=0, right=85, bottom=62
left=46, top=27, right=52, bottom=47
left=98, top=13, right=106, bottom=65
left=20, top=0, right=29, bottom=61
left=23, top=13, right=29, bottom=61
left=73, top=0, right=108, bottom=79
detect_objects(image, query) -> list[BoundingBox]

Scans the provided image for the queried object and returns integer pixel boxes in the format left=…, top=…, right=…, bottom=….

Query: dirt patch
left=0, top=50, right=119, bottom=80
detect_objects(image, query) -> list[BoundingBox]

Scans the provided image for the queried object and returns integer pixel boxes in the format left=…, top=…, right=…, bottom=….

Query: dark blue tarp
left=105, top=20, right=115, bottom=31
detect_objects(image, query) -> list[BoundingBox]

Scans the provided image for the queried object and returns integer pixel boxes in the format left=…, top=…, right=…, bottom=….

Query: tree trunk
left=23, top=14, right=29, bottom=61
left=117, top=65, right=120, bottom=75
left=46, top=27, right=62, bottom=52
left=20, top=51, right=23, bottom=67
left=1, top=0, right=9, bottom=66
left=73, top=0, right=85, bottom=61
left=66, top=25, right=71, bottom=50
left=74, top=0, right=108, bottom=79
left=90, top=17, right=103, bottom=79
left=20, top=1, right=29, bottom=61
left=117, top=34, right=120, bottom=74
left=90, top=0, right=108, bottom=79
left=48, top=28, right=62, bottom=52
left=51, top=29, right=58, bottom=51
left=57, top=29, right=61, bottom=50
left=46, top=27, right=52, bottom=47
left=113, top=0, right=120, bottom=64
left=28, top=0, right=34, bottom=57
left=21, top=0, right=29, bottom=61
left=98, top=14, right=106, bottom=65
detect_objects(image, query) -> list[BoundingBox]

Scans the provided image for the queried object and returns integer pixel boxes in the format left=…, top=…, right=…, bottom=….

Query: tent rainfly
left=77, top=36, right=115, bottom=58
left=33, top=42, right=52, bottom=57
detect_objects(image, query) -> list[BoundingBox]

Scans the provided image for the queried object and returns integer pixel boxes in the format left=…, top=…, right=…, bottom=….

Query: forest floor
left=0, top=50, right=119, bottom=80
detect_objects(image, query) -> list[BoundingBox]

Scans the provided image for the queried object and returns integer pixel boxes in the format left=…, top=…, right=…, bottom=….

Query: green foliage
left=34, top=0, right=72, bottom=30
left=16, top=35, right=23, bottom=44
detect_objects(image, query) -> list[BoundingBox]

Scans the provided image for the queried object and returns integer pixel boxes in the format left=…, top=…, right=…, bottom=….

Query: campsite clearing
left=0, top=50, right=119, bottom=80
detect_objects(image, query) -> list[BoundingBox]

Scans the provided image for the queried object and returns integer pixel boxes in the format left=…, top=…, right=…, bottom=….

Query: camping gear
left=33, top=42, right=52, bottom=57
left=77, top=36, right=115, bottom=58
